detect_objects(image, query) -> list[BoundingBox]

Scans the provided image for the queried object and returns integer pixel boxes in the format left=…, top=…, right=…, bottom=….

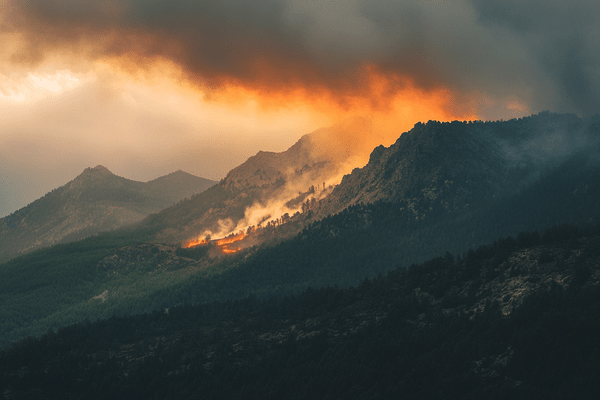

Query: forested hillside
left=1, top=113, right=599, bottom=348
left=1, top=136, right=599, bottom=347
left=2, top=223, right=599, bottom=399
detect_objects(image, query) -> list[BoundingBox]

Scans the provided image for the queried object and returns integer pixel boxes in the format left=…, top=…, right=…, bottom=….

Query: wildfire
left=215, top=231, right=246, bottom=254
left=216, top=232, right=246, bottom=246
left=183, top=237, right=209, bottom=249
left=182, top=230, right=248, bottom=254
left=181, top=196, right=327, bottom=256
left=221, top=247, right=242, bottom=254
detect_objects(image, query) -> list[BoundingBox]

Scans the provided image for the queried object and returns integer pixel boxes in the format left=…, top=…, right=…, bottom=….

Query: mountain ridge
left=0, top=166, right=216, bottom=262
left=1, top=112, right=599, bottom=348
left=141, top=118, right=370, bottom=245
left=316, top=112, right=599, bottom=219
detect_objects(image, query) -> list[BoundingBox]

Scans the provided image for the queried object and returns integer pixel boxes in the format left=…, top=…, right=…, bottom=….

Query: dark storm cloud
left=469, top=0, right=600, bottom=115
left=6, top=0, right=599, bottom=115
left=8, top=0, right=359, bottom=92
left=354, top=1, right=539, bottom=101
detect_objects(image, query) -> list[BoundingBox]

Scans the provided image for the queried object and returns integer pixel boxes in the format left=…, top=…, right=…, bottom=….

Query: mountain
left=2, top=223, right=599, bottom=399
left=147, top=111, right=599, bottom=253
left=1, top=112, right=599, bottom=348
left=140, top=117, right=373, bottom=245
left=145, top=169, right=216, bottom=201
left=127, top=112, right=600, bottom=247
left=317, top=112, right=599, bottom=218
left=0, top=166, right=215, bottom=262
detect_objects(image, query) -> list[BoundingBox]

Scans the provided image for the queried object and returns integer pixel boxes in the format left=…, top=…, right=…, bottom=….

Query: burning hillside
left=149, top=119, right=350, bottom=247
left=181, top=182, right=330, bottom=255
left=183, top=237, right=209, bottom=248
left=183, top=230, right=250, bottom=255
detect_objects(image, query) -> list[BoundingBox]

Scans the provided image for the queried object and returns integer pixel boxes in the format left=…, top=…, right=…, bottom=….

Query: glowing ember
left=221, top=247, right=242, bottom=254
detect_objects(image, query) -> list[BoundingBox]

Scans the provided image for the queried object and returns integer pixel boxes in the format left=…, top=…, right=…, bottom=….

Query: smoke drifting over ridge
left=3, top=0, right=598, bottom=117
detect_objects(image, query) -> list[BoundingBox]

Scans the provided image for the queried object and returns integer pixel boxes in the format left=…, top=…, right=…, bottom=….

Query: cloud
left=0, top=64, right=326, bottom=217
left=6, top=0, right=596, bottom=119
left=4, top=0, right=312, bottom=87
left=468, top=0, right=600, bottom=116
left=3, top=0, right=598, bottom=217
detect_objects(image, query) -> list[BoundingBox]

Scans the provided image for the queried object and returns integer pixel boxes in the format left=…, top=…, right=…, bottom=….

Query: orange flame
left=216, top=232, right=246, bottom=246
left=221, top=247, right=242, bottom=254
left=183, top=237, right=209, bottom=249
left=217, top=232, right=246, bottom=254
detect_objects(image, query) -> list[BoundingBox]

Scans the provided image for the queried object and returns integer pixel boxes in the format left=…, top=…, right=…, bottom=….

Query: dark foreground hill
left=2, top=223, right=599, bottom=399
left=0, top=166, right=215, bottom=262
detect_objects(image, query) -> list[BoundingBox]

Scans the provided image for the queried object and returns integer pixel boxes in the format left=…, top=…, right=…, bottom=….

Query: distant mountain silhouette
left=0, top=166, right=215, bottom=262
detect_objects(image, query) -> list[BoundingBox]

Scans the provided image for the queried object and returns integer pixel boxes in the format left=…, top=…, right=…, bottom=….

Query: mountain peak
left=81, top=165, right=113, bottom=175
left=73, top=165, right=116, bottom=184
left=154, top=170, right=194, bottom=181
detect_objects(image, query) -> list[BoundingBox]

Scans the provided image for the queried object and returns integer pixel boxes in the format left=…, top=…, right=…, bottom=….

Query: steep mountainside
left=1, top=113, right=600, bottom=348
left=145, top=170, right=216, bottom=201
left=141, top=118, right=370, bottom=245
left=2, top=139, right=598, bottom=347
left=2, top=224, right=599, bottom=399
left=0, top=166, right=215, bottom=262
left=317, top=112, right=599, bottom=218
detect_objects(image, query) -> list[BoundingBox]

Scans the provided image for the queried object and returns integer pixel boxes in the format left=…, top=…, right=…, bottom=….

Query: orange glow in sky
left=1, top=0, right=546, bottom=218
left=0, top=53, right=479, bottom=218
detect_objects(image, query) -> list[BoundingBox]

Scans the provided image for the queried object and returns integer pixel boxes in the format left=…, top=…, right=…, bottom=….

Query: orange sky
left=2, top=0, right=596, bottom=217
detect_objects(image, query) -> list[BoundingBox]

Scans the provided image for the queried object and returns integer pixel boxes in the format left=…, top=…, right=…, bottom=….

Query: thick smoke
left=4, top=0, right=599, bottom=118
left=188, top=171, right=333, bottom=244
left=469, top=0, right=600, bottom=116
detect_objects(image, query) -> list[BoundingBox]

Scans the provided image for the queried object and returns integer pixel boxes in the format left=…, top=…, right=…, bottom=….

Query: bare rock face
left=0, top=166, right=215, bottom=262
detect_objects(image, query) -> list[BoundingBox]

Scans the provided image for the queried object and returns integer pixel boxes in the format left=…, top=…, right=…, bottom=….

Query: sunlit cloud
left=0, top=70, right=82, bottom=101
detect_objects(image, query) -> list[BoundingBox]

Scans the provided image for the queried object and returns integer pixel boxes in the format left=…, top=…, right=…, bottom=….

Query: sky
left=1, top=0, right=599, bottom=217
